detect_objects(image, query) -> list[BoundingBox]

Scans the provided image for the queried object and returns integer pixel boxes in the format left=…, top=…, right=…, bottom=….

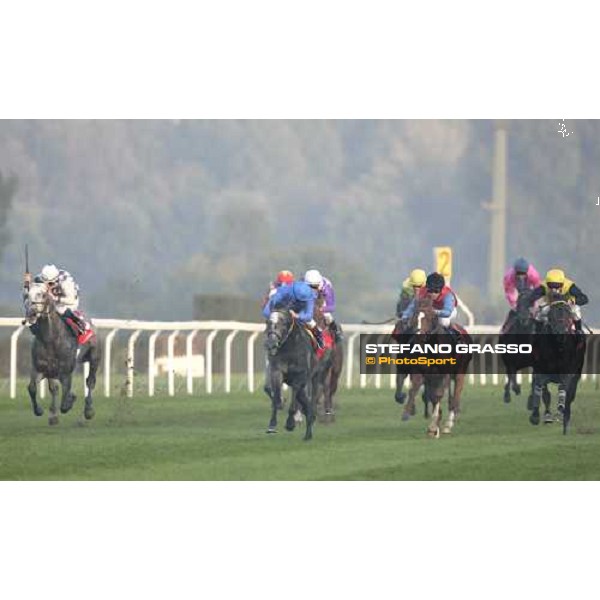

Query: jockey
left=396, top=269, right=427, bottom=317
left=529, top=268, right=588, bottom=332
left=304, top=268, right=343, bottom=343
left=501, top=257, right=542, bottom=331
left=262, top=280, right=324, bottom=348
left=503, top=257, right=542, bottom=309
left=401, top=272, right=459, bottom=332
left=261, top=270, right=294, bottom=308
left=23, top=264, right=95, bottom=344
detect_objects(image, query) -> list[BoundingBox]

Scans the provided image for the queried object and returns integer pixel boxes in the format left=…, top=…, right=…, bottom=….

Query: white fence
left=2, top=318, right=599, bottom=399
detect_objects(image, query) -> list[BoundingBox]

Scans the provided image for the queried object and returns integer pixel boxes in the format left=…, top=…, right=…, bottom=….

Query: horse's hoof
left=395, top=391, right=406, bottom=405
left=48, top=416, right=59, bottom=426
left=529, top=409, right=540, bottom=426
left=303, top=432, right=313, bottom=441
left=543, top=412, right=554, bottom=424
left=285, top=421, right=295, bottom=432
left=266, top=427, right=277, bottom=434
left=442, top=426, right=452, bottom=434
left=427, top=427, right=440, bottom=438
left=514, top=384, right=521, bottom=396
left=503, top=393, right=511, bottom=404
left=526, top=395, right=534, bottom=411
left=33, top=406, right=43, bottom=417
left=84, top=406, right=95, bottom=420
left=401, top=412, right=411, bottom=422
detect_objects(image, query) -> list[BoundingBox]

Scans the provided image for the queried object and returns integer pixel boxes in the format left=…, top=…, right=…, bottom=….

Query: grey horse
left=25, top=282, right=101, bottom=425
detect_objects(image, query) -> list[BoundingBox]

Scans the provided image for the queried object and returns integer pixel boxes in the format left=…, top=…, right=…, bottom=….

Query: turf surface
left=1, top=383, right=599, bottom=480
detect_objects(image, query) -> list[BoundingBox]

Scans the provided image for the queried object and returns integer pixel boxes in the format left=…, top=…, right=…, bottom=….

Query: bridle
left=266, top=310, right=295, bottom=355
left=26, top=283, right=53, bottom=323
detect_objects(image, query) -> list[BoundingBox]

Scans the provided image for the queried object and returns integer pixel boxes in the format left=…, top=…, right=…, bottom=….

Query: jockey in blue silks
left=263, top=280, right=324, bottom=348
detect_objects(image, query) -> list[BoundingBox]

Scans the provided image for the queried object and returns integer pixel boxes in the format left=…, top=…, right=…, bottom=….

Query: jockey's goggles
left=547, top=282, right=562, bottom=290
left=515, top=271, right=527, bottom=277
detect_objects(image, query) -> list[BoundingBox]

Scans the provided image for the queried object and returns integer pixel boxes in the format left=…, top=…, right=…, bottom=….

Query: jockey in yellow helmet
left=395, top=269, right=427, bottom=318
left=529, top=268, right=588, bottom=331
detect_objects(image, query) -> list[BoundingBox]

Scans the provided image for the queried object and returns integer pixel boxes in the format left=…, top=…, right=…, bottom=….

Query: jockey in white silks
left=23, top=264, right=95, bottom=345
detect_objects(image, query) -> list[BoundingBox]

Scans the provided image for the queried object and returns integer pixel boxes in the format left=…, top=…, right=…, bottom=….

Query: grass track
left=1, top=384, right=599, bottom=480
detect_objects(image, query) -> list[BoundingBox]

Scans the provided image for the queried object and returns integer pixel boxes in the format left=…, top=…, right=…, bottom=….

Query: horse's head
left=546, top=300, right=575, bottom=334
left=515, top=289, right=535, bottom=328
left=265, top=310, right=294, bottom=356
left=415, top=296, right=441, bottom=334
left=25, top=282, right=54, bottom=324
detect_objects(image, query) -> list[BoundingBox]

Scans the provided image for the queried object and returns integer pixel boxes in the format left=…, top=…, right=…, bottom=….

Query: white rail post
left=167, top=330, right=180, bottom=397
left=148, top=330, right=162, bottom=397
left=224, top=330, right=239, bottom=393
left=126, top=330, right=142, bottom=398
left=205, top=330, right=219, bottom=394
left=83, top=362, right=90, bottom=397
left=247, top=331, right=260, bottom=393
left=346, top=332, right=360, bottom=389
left=457, top=296, right=475, bottom=328
left=10, top=325, right=24, bottom=399
left=104, top=328, right=119, bottom=398
left=186, top=330, right=200, bottom=395
left=374, top=334, right=383, bottom=389
left=593, top=336, right=600, bottom=389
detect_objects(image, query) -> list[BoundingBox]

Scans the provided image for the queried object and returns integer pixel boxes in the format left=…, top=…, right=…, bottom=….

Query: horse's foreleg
left=28, top=371, right=44, bottom=417
left=48, top=379, right=60, bottom=426
left=395, top=372, right=407, bottom=404
left=296, top=384, right=314, bottom=441
left=427, top=400, right=441, bottom=438
left=443, top=375, right=464, bottom=434
left=402, top=375, right=419, bottom=421
left=504, top=371, right=514, bottom=403
left=59, top=373, right=76, bottom=414
left=83, top=347, right=99, bottom=420
left=529, top=380, right=543, bottom=425
left=267, top=366, right=283, bottom=433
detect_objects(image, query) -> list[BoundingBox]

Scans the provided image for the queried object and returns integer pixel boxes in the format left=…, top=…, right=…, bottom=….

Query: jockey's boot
left=63, top=308, right=86, bottom=336
left=330, top=320, right=344, bottom=343
left=575, top=319, right=583, bottom=333
left=63, top=308, right=95, bottom=344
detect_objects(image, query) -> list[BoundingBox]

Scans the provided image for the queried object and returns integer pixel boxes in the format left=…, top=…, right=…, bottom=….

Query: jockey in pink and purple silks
left=503, top=257, right=542, bottom=309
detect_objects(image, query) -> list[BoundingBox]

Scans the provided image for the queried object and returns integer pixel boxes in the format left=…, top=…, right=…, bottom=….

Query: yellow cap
left=409, top=269, right=427, bottom=287
left=546, top=269, right=565, bottom=285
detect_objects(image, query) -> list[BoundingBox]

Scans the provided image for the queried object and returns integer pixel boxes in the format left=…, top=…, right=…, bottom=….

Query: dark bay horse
left=264, top=310, right=317, bottom=440
left=529, top=300, right=586, bottom=434
left=24, top=282, right=101, bottom=425
left=500, top=289, right=551, bottom=414
left=312, top=296, right=343, bottom=421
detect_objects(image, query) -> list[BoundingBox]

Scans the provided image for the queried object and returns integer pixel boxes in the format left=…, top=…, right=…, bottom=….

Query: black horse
left=25, top=282, right=101, bottom=425
left=500, top=289, right=551, bottom=415
left=264, top=310, right=317, bottom=440
left=529, top=300, right=586, bottom=434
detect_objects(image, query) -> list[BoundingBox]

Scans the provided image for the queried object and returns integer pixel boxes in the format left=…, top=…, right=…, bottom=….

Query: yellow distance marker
left=434, top=246, right=452, bottom=283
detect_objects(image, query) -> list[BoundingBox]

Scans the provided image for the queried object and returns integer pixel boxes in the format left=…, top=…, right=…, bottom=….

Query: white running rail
left=2, top=318, right=598, bottom=398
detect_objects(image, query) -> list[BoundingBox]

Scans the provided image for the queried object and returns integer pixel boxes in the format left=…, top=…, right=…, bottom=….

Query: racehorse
left=391, top=316, right=426, bottom=420
left=264, top=309, right=317, bottom=440
left=500, top=289, right=551, bottom=415
left=24, top=282, right=101, bottom=425
left=312, top=296, right=343, bottom=421
left=529, top=300, right=586, bottom=434
left=413, top=296, right=472, bottom=438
